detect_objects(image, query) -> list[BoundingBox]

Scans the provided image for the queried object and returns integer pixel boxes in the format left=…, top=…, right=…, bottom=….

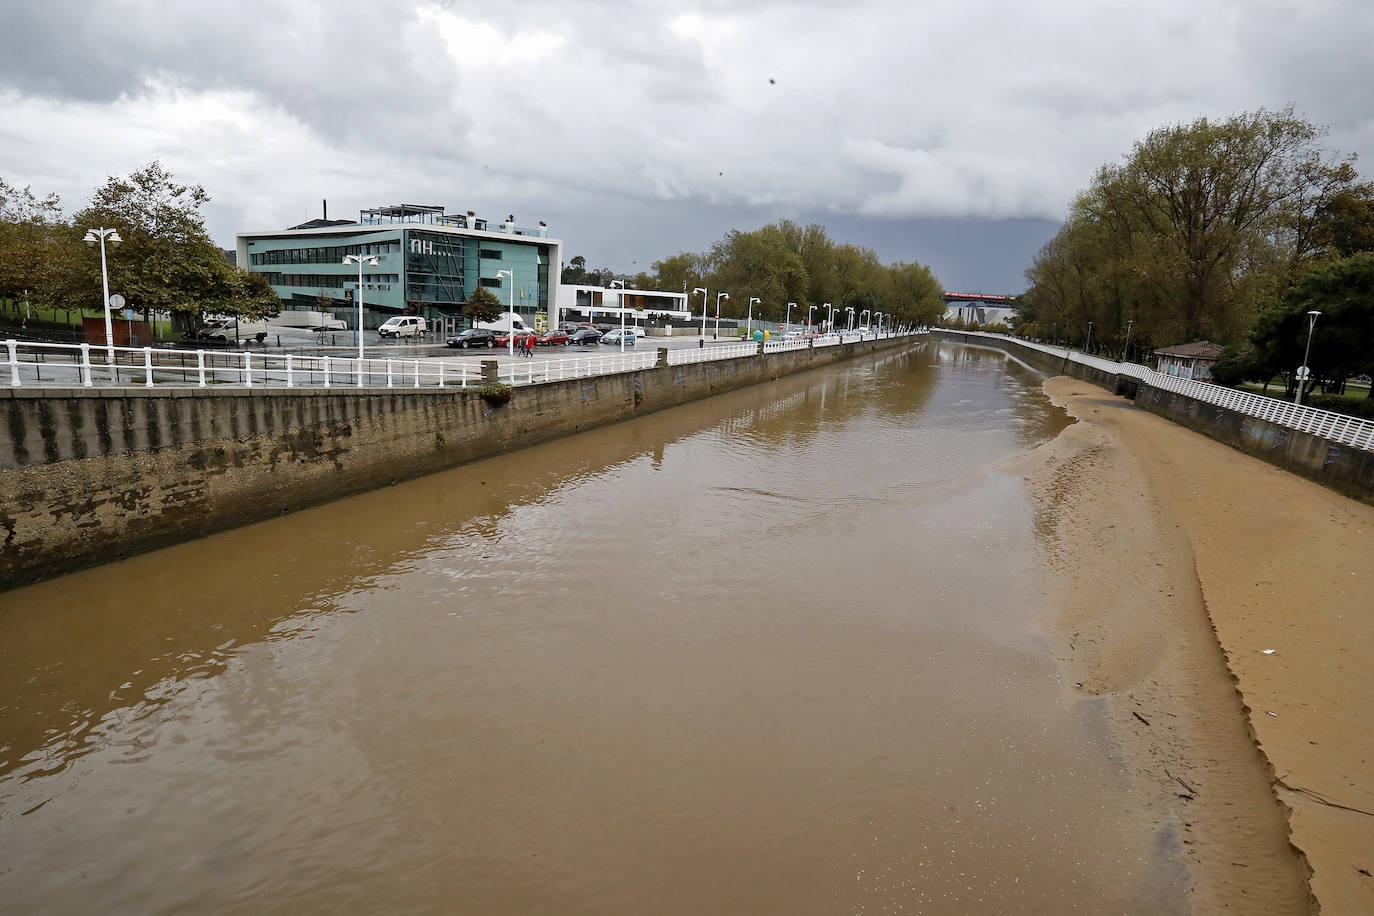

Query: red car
left=537, top=329, right=571, bottom=346
left=494, top=331, right=538, bottom=349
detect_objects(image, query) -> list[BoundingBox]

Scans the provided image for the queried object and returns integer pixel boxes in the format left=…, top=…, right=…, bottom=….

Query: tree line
left=563, top=220, right=947, bottom=329
left=1018, top=107, right=1374, bottom=400
left=0, top=161, right=278, bottom=334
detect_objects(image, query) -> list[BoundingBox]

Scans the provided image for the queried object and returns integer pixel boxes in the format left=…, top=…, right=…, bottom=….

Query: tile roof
left=1153, top=340, right=1224, bottom=360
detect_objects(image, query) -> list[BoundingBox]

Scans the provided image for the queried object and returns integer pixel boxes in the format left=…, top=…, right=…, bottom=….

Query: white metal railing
left=951, top=330, right=1374, bottom=451
left=500, top=350, right=657, bottom=386
left=3, top=330, right=926, bottom=397
left=2, top=339, right=474, bottom=390
left=667, top=341, right=759, bottom=365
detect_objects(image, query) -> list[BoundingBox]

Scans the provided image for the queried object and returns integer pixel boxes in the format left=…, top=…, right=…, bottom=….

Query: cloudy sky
left=2, top=0, right=1371, bottom=292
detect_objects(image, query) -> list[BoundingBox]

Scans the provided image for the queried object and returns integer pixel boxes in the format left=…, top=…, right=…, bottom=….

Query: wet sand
left=1015, top=376, right=1374, bottom=914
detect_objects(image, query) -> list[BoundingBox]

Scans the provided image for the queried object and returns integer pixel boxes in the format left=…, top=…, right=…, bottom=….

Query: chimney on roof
left=467, top=210, right=475, bottom=217
left=323, top=199, right=327, bottom=220
left=508, top=214, right=515, bottom=223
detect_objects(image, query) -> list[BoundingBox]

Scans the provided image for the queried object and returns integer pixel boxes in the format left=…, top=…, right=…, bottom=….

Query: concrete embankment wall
left=933, top=329, right=1374, bottom=506
left=1, top=336, right=915, bottom=589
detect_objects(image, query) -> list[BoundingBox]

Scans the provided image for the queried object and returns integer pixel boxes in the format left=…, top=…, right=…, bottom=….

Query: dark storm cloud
left=2, top=0, right=1372, bottom=294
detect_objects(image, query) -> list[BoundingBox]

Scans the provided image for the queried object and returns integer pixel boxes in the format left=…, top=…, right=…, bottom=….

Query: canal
left=0, top=342, right=1184, bottom=913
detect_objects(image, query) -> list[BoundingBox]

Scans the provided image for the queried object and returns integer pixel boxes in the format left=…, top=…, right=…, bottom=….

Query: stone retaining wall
left=1, top=336, right=915, bottom=589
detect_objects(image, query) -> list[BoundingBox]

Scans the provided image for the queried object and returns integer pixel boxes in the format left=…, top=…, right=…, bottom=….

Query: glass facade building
left=236, top=207, right=561, bottom=331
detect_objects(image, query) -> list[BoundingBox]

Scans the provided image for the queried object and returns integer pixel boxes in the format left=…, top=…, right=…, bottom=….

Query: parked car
left=557, top=321, right=580, bottom=333
left=569, top=328, right=602, bottom=345
left=446, top=328, right=496, bottom=349
left=600, top=328, right=637, bottom=346
left=538, top=329, right=571, bottom=346
left=593, top=322, right=616, bottom=333
left=378, top=315, right=427, bottom=338
left=495, top=331, right=538, bottom=349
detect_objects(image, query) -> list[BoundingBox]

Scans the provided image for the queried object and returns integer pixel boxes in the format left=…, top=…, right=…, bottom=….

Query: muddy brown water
left=0, top=344, right=1186, bottom=913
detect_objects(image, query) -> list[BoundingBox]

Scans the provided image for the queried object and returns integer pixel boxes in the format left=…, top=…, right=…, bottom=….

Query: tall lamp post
left=785, top=301, right=795, bottom=334
left=825, top=302, right=835, bottom=332
left=693, top=286, right=708, bottom=347
left=715, top=291, right=729, bottom=338
left=808, top=304, right=817, bottom=331
left=342, top=253, right=379, bottom=383
left=610, top=279, right=627, bottom=350
left=875, top=312, right=883, bottom=334
left=860, top=308, right=870, bottom=332
left=1123, top=319, right=1135, bottom=362
left=83, top=227, right=123, bottom=364
left=747, top=297, right=760, bottom=337
left=845, top=306, right=855, bottom=332
left=1295, top=310, right=1321, bottom=406
left=496, top=268, right=515, bottom=358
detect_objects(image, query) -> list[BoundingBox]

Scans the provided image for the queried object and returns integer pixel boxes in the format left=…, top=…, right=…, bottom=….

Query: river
left=0, top=342, right=1185, bottom=913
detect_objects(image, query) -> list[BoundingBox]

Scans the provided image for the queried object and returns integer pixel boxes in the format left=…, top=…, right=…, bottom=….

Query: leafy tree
left=462, top=285, right=503, bottom=325
left=1026, top=108, right=1370, bottom=352
left=1252, top=253, right=1374, bottom=398
left=0, top=179, right=65, bottom=308
left=69, top=161, right=276, bottom=330
left=561, top=255, right=587, bottom=285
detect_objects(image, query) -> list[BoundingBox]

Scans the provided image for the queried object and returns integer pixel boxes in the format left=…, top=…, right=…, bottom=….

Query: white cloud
left=0, top=0, right=1370, bottom=286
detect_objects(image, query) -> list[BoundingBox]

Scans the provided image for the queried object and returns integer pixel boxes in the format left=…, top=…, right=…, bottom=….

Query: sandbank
left=1013, top=376, right=1374, bottom=913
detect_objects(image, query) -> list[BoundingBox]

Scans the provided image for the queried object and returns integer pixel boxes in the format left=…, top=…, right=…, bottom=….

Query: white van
left=477, top=312, right=537, bottom=335
left=197, top=316, right=270, bottom=345
left=377, top=315, right=428, bottom=338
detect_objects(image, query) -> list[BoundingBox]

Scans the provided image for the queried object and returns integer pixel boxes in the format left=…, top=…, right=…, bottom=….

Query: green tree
left=70, top=160, right=275, bottom=329
left=0, top=179, right=66, bottom=315
left=561, top=255, right=587, bottom=285
left=1026, top=108, right=1370, bottom=352
left=1252, top=253, right=1374, bottom=399
left=463, top=285, right=503, bottom=325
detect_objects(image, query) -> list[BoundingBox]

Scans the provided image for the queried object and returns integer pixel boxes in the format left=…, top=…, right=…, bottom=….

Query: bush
left=1306, top=394, right=1374, bottom=418
left=477, top=383, right=511, bottom=406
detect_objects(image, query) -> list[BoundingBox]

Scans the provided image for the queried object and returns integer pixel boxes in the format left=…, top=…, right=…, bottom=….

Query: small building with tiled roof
left=1153, top=341, right=1224, bottom=381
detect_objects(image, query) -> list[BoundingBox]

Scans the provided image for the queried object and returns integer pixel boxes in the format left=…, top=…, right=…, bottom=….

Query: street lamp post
left=496, top=268, right=516, bottom=358
left=82, top=227, right=123, bottom=364
left=1085, top=321, right=1093, bottom=354
left=825, top=303, right=835, bottom=332
left=342, top=253, right=379, bottom=383
left=1123, top=319, right=1135, bottom=362
left=860, top=309, right=870, bottom=333
left=1295, top=310, right=1321, bottom=406
left=845, top=306, right=855, bottom=332
left=875, top=312, right=883, bottom=334
left=747, top=297, right=760, bottom=337
left=808, top=305, right=817, bottom=330
left=610, top=279, right=627, bottom=351
left=786, top=301, right=795, bottom=334
left=693, top=287, right=708, bottom=348
left=715, top=292, right=729, bottom=338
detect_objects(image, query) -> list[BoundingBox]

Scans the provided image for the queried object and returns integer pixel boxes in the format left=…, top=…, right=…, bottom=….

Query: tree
left=0, top=178, right=66, bottom=310
left=561, top=255, right=587, bottom=285
left=1026, top=108, right=1370, bottom=351
left=1250, top=253, right=1374, bottom=398
left=70, top=160, right=254, bottom=323
left=463, top=286, right=503, bottom=325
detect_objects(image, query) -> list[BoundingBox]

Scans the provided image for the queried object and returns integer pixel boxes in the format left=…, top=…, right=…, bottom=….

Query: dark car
left=537, top=329, right=571, bottom=346
left=593, top=322, right=616, bottom=333
left=557, top=321, right=580, bottom=333
left=446, top=328, right=496, bottom=349
left=569, top=328, right=602, bottom=345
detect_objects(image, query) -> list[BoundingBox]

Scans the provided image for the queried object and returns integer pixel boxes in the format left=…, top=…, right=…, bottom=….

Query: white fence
left=954, top=330, right=1374, bottom=452
left=3, top=330, right=922, bottom=396
left=3, top=339, right=477, bottom=390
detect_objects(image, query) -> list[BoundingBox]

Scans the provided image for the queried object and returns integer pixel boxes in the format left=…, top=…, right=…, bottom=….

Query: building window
left=479, top=248, right=501, bottom=260
left=480, top=277, right=502, bottom=288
